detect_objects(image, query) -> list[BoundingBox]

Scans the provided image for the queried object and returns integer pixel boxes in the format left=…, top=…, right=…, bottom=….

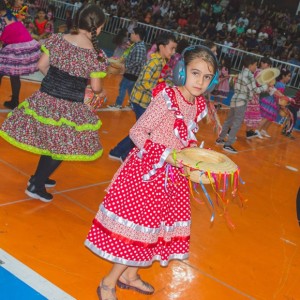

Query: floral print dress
left=0, top=34, right=108, bottom=161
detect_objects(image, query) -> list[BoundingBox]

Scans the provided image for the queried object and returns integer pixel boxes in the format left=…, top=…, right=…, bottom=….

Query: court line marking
left=0, top=249, right=75, bottom=300
left=0, top=180, right=111, bottom=208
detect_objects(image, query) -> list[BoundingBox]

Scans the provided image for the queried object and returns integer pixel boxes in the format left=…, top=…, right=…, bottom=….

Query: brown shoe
left=97, top=280, right=117, bottom=300
left=117, top=274, right=154, bottom=295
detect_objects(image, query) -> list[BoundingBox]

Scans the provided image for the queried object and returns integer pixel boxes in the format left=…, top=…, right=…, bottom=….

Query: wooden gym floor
left=0, top=75, right=299, bottom=300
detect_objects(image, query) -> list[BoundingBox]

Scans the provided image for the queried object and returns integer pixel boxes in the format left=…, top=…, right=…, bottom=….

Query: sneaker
left=27, top=176, right=56, bottom=188
left=107, top=104, right=122, bottom=110
left=108, top=150, right=123, bottom=162
left=260, top=130, right=271, bottom=138
left=285, top=133, right=295, bottom=140
left=223, top=145, right=238, bottom=154
left=246, top=130, right=258, bottom=139
left=216, top=138, right=225, bottom=145
left=255, top=130, right=264, bottom=139
left=122, top=104, right=132, bottom=111
left=25, top=184, right=53, bottom=202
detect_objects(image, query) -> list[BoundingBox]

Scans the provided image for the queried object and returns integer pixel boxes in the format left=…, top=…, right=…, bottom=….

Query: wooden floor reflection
left=0, top=75, right=299, bottom=300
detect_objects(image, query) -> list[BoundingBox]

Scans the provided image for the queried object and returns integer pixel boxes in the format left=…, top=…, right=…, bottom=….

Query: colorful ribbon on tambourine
left=167, top=150, right=247, bottom=228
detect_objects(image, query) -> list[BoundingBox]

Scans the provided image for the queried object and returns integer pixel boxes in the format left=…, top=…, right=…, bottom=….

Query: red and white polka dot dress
left=85, top=87, right=207, bottom=266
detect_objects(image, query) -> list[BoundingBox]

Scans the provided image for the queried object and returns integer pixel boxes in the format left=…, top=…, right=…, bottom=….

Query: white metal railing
left=39, top=0, right=78, bottom=19
left=103, top=16, right=300, bottom=90
left=37, top=1, right=299, bottom=90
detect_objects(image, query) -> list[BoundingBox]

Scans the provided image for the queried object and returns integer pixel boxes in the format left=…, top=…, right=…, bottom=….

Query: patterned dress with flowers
left=0, top=34, right=108, bottom=161
left=85, top=87, right=207, bottom=266
left=260, top=81, right=285, bottom=122
left=244, top=68, right=262, bottom=128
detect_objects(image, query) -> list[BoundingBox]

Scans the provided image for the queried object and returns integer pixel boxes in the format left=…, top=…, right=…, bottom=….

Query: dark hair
left=260, top=56, right=272, bottom=66
left=202, top=40, right=216, bottom=50
left=176, top=39, right=190, bottom=55
left=277, top=67, right=291, bottom=80
left=222, top=56, right=231, bottom=72
left=113, top=27, right=128, bottom=46
left=0, top=0, right=7, bottom=11
left=184, top=46, right=218, bottom=75
left=8, top=0, right=17, bottom=6
left=133, top=27, right=146, bottom=40
left=74, top=5, right=106, bottom=60
left=155, top=32, right=177, bottom=49
left=242, top=54, right=258, bottom=67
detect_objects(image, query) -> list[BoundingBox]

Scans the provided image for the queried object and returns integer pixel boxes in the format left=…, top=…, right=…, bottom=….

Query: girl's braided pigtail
left=90, top=18, right=105, bottom=62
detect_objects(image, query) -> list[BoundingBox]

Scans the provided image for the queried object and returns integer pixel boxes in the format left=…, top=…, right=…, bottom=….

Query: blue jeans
left=110, top=102, right=146, bottom=160
left=115, top=77, right=136, bottom=106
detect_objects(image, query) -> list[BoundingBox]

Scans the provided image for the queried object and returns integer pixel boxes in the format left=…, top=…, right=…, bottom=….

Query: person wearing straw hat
left=85, top=46, right=218, bottom=300
left=216, top=54, right=269, bottom=154
left=258, top=67, right=292, bottom=138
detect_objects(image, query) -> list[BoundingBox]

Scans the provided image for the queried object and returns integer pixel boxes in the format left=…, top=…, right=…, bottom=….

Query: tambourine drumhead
left=278, top=97, right=289, bottom=106
left=176, top=148, right=238, bottom=184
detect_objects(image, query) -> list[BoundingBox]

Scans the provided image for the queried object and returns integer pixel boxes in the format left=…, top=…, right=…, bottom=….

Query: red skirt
left=85, top=142, right=191, bottom=267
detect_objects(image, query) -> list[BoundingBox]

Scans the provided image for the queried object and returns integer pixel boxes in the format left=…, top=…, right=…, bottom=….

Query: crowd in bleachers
left=97, top=0, right=300, bottom=65
left=14, top=0, right=300, bottom=67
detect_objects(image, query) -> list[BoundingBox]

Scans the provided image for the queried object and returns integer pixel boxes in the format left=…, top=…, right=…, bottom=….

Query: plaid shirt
left=125, top=41, right=146, bottom=77
left=130, top=52, right=166, bottom=108
left=230, top=68, right=268, bottom=107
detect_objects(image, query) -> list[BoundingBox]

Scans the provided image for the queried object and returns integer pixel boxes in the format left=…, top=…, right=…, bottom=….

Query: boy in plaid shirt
left=216, top=55, right=269, bottom=153
left=109, top=32, right=177, bottom=161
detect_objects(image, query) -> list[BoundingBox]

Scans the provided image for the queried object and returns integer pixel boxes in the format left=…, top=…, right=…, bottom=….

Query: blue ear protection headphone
left=173, top=45, right=219, bottom=93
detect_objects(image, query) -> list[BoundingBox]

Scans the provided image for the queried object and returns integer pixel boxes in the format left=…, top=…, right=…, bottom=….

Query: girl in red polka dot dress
left=85, top=46, right=219, bottom=300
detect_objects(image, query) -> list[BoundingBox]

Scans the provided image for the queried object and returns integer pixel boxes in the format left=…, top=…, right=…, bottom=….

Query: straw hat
left=176, top=148, right=238, bottom=184
left=256, top=68, right=280, bottom=85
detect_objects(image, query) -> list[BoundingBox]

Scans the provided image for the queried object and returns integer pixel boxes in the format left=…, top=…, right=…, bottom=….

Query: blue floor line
left=0, top=267, right=47, bottom=300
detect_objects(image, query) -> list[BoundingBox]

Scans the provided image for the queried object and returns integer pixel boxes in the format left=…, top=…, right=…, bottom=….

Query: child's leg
left=4, top=76, right=21, bottom=109
left=120, top=266, right=154, bottom=293
left=218, top=107, right=235, bottom=140
left=100, top=263, right=128, bottom=299
left=226, top=105, right=247, bottom=145
left=32, top=155, right=62, bottom=188
left=258, top=118, right=268, bottom=131
left=114, top=77, right=128, bottom=106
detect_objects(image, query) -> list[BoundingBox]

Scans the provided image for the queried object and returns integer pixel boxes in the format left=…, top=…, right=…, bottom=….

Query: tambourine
left=279, top=107, right=288, bottom=117
left=176, top=148, right=238, bottom=184
left=107, top=57, right=124, bottom=75
left=278, top=97, right=289, bottom=107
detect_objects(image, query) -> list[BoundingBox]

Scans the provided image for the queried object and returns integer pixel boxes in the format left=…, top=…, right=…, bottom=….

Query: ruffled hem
left=85, top=240, right=189, bottom=267
left=0, top=130, right=103, bottom=161
left=18, top=100, right=102, bottom=131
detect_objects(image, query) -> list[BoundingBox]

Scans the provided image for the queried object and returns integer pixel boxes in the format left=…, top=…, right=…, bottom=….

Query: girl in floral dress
left=244, top=56, right=272, bottom=139
left=211, top=56, right=231, bottom=109
left=259, top=68, right=291, bottom=137
left=0, top=5, right=108, bottom=202
left=85, top=46, right=218, bottom=300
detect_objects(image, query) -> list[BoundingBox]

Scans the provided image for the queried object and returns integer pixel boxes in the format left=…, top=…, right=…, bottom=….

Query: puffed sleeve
left=129, top=93, right=167, bottom=150
left=40, top=33, right=58, bottom=55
